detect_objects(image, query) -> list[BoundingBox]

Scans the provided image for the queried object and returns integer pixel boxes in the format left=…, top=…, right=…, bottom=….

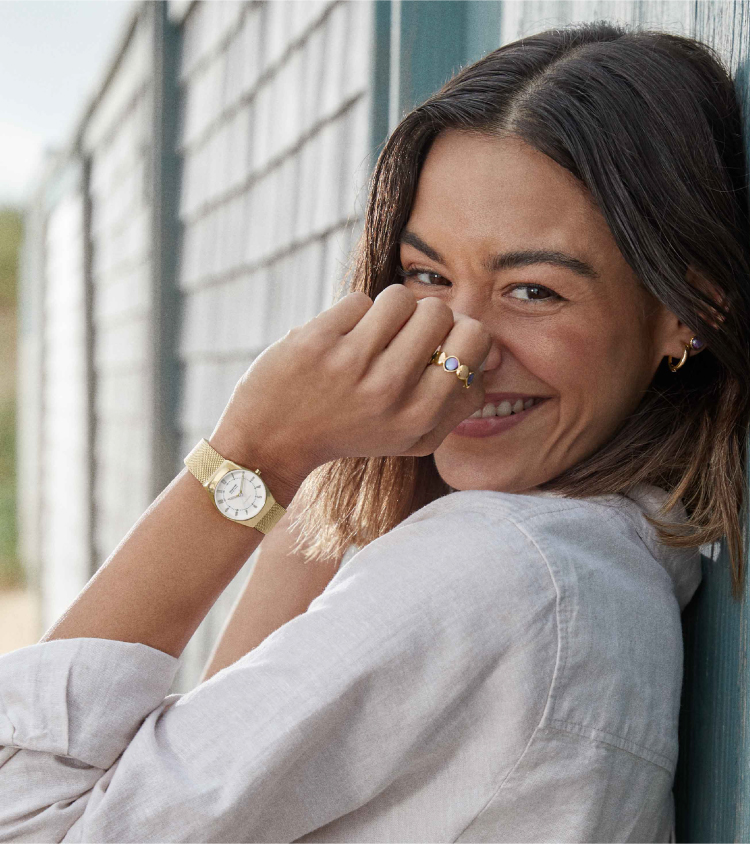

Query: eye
left=506, top=284, right=562, bottom=302
left=396, top=266, right=563, bottom=303
left=395, top=266, right=450, bottom=287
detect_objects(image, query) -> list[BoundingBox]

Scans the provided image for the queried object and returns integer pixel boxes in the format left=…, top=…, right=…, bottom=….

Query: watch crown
left=255, top=469, right=261, bottom=474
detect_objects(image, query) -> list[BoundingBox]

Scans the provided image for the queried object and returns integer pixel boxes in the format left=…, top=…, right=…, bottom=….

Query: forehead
left=407, top=129, right=616, bottom=261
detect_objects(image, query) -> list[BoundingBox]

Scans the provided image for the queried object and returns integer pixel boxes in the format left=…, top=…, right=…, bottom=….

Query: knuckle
left=376, top=284, right=419, bottom=316
left=288, top=321, right=325, bottom=346
left=379, top=283, right=415, bottom=303
left=360, top=371, right=395, bottom=405
left=326, top=346, right=357, bottom=377
left=346, top=290, right=374, bottom=309
left=458, top=317, right=491, bottom=346
left=289, top=322, right=328, bottom=354
left=417, top=295, right=454, bottom=325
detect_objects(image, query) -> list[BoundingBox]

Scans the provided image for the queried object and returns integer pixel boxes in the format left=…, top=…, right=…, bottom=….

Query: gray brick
left=250, top=80, right=275, bottom=173
left=288, top=0, right=331, bottom=43
left=271, top=48, right=304, bottom=156
left=319, top=2, right=347, bottom=117
left=312, top=118, right=345, bottom=234
left=294, top=132, right=322, bottom=243
left=299, top=21, right=325, bottom=137
left=262, top=1, right=293, bottom=72
left=272, top=154, right=301, bottom=256
left=240, top=6, right=263, bottom=95
left=291, top=238, right=326, bottom=328
left=342, top=0, right=373, bottom=100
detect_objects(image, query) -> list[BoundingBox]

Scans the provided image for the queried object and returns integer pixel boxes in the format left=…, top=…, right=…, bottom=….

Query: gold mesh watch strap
left=184, top=438, right=226, bottom=486
left=253, top=501, right=286, bottom=534
left=183, top=438, right=286, bottom=534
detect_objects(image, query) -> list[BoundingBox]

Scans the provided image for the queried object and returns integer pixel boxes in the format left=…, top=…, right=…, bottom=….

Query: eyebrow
left=399, top=230, right=601, bottom=281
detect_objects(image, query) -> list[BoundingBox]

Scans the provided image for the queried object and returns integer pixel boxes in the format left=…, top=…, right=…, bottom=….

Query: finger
left=341, top=284, right=419, bottom=357
left=371, top=300, right=489, bottom=405
left=367, top=295, right=455, bottom=394
left=397, top=325, right=492, bottom=458
left=312, top=291, right=374, bottom=335
left=404, top=314, right=492, bottom=428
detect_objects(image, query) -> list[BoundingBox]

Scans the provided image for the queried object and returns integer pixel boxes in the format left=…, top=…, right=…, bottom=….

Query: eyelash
left=395, top=266, right=564, bottom=303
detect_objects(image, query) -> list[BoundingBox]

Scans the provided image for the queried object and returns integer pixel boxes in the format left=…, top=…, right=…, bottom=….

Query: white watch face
left=214, top=469, right=267, bottom=521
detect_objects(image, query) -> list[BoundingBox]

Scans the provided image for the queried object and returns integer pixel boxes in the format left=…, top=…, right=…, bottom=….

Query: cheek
left=556, top=317, right=652, bottom=425
left=512, top=322, right=599, bottom=395
left=517, top=319, right=637, bottom=417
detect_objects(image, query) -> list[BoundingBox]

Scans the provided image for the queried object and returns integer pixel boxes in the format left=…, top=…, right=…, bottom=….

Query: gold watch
left=184, top=438, right=286, bottom=534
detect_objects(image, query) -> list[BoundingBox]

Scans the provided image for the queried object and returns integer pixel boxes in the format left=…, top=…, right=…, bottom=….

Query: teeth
left=496, top=400, right=512, bottom=417
left=472, top=398, right=540, bottom=418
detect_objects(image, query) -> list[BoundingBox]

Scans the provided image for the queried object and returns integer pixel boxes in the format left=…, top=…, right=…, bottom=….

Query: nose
left=479, top=343, right=501, bottom=373
left=449, top=295, right=501, bottom=373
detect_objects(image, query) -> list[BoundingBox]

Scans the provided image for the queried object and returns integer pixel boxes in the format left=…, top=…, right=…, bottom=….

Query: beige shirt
left=0, top=483, right=702, bottom=842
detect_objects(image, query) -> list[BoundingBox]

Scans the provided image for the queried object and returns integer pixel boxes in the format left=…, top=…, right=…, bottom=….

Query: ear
left=685, top=265, right=728, bottom=333
left=660, top=266, right=726, bottom=361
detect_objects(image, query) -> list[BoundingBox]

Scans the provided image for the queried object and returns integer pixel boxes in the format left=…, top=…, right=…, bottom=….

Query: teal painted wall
left=384, top=2, right=750, bottom=839
left=676, top=546, right=748, bottom=842
left=386, top=0, right=502, bottom=129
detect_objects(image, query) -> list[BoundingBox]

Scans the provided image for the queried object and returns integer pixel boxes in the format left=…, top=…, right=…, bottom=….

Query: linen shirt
left=0, top=482, right=702, bottom=843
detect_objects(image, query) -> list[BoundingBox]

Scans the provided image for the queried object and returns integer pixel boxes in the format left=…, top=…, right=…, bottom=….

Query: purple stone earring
left=668, top=335, right=704, bottom=372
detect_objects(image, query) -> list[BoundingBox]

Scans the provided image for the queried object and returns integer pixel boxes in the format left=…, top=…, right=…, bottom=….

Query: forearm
left=39, top=440, right=303, bottom=660
left=199, top=512, right=341, bottom=682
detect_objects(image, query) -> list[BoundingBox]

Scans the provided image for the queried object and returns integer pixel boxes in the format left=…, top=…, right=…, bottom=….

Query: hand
left=209, top=285, right=492, bottom=490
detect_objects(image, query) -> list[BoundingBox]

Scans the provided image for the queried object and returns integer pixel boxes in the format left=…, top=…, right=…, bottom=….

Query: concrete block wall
left=81, top=7, right=157, bottom=571
left=171, top=0, right=373, bottom=691
left=499, top=0, right=693, bottom=43
left=39, top=174, right=91, bottom=630
left=15, top=156, right=93, bottom=637
left=16, top=185, right=48, bottom=602
left=17, top=0, right=377, bottom=690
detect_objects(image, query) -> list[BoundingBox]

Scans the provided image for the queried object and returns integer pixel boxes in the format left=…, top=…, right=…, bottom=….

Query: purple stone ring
left=428, top=348, right=475, bottom=389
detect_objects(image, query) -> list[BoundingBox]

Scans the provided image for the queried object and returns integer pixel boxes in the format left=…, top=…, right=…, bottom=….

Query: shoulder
left=406, top=488, right=648, bottom=566
left=324, top=488, right=651, bottom=656
left=328, top=490, right=580, bottom=642
left=334, top=489, right=652, bottom=628
left=386, top=487, right=626, bottom=567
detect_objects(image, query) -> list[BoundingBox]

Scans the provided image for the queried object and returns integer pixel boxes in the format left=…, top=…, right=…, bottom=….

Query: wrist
left=206, top=432, right=308, bottom=510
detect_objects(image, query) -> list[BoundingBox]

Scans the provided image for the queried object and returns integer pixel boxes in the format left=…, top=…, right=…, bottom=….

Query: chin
left=433, top=453, right=524, bottom=494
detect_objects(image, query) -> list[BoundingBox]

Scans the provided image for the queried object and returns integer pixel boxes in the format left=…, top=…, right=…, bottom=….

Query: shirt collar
left=527, top=482, right=703, bottom=611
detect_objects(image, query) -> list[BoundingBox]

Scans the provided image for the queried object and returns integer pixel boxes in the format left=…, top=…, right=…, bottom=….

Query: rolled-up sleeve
left=0, top=502, right=553, bottom=843
left=0, top=638, right=180, bottom=841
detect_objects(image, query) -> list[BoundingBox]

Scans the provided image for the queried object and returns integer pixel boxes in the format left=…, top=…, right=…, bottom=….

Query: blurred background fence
left=12, top=2, right=750, bottom=839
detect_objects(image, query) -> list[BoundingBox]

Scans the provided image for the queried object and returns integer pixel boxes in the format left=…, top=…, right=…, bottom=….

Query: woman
left=1, top=19, right=748, bottom=844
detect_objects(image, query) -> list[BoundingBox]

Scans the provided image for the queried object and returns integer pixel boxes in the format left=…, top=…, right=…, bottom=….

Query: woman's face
left=399, top=129, right=698, bottom=493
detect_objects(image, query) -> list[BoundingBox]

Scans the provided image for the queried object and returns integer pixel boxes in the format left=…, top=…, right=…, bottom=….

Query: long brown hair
left=290, top=21, right=750, bottom=600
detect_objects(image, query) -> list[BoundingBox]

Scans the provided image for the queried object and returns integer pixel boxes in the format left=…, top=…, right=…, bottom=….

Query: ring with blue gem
left=428, top=347, right=475, bottom=389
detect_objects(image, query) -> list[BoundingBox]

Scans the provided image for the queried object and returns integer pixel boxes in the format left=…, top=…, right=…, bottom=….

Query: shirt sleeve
left=0, top=499, right=554, bottom=843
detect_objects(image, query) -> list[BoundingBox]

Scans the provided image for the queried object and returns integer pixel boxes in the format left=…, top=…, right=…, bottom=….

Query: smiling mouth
left=471, top=395, right=550, bottom=418
left=451, top=396, right=552, bottom=438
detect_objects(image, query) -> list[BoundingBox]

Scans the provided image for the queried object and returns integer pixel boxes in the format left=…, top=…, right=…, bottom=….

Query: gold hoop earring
left=667, top=335, right=704, bottom=372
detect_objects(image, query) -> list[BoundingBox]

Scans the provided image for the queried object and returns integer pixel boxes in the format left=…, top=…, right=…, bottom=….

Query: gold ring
left=428, top=347, right=475, bottom=389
